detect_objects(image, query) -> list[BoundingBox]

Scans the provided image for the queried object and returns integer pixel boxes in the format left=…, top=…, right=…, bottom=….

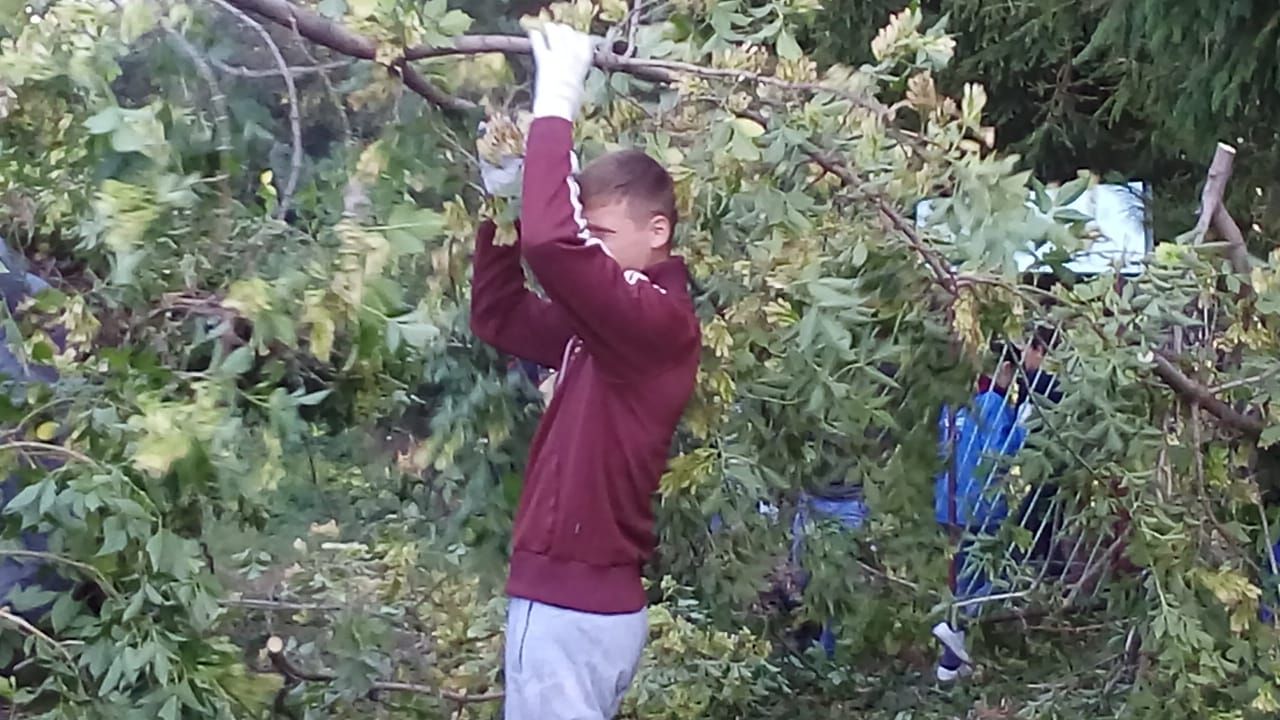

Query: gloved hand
left=527, top=22, right=596, bottom=121
left=476, top=120, right=523, bottom=198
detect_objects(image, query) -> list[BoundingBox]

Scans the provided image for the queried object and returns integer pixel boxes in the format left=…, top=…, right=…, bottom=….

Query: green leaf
left=731, top=116, right=766, bottom=138
left=386, top=205, right=443, bottom=256
left=120, top=0, right=158, bottom=43
left=1053, top=208, right=1092, bottom=223
left=437, top=9, right=473, bottom=37
left=85, top=107, right=122, bottom=135
left=317, top=0, right=347, bottom=17
left=98, top=515, right=129, bottom=556
left=1260, top=424, right=1280, bottom=449
left=159, top=696, right=180, bottom=720
left=776, top=29, right=802, bottom=61
left=851, top=241, right=868, bottom=268
left=220, top=345, right=254, bottom=377
left=145, top=530, right=192, bottom=579
left=1056, top=175, right=1090, bottom=207
left=294, top=389, right=332, bottom=406
left=2, top=480, right=45, bottom=514
left=797, top=310, right=819, bottom=350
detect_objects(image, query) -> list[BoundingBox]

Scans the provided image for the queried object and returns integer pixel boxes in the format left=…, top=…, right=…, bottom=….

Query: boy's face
left=584, top=198, right=671, bottom=271
left=1023, top=342, right=1045, bottom=372
left=993, top=361, right=1016, bottom=390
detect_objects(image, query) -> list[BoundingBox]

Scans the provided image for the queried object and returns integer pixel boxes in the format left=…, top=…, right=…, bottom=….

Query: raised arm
left=517, top=26, right=699, bottom=379
left=470, top=219, right=574, bottom=369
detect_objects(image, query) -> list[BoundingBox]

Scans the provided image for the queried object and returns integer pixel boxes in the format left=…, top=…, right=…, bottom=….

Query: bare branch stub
left=1190, top=142, right=1253, bottom=276
left=1191, top=142, right=1236, bottom=243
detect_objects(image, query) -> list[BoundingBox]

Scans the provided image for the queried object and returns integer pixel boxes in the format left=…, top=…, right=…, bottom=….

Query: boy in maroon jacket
left=469, top=23, right=701, bottom=720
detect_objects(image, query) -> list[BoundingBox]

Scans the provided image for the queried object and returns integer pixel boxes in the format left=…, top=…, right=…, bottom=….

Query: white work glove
left=527, top=22, right=596, bottom=121
left=476, top=121, right=523, bottom=198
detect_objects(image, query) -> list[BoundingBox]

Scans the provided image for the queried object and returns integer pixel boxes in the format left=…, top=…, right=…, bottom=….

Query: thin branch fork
left=264, top=636, right=503, bottom=704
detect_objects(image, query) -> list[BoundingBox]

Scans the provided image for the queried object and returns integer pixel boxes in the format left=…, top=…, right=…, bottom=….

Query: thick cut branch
left=1190, top=142, right=1252, bottom=276
left=1213, top=204, right=1252, bottom=276
left=1191, top=143, right=1235, bottom=243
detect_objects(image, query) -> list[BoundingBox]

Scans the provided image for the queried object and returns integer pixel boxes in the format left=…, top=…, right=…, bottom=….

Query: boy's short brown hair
left=576, top=149, right=678, bottom=240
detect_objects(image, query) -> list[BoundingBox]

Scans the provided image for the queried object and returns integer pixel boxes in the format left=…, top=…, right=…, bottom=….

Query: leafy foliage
left=1, top=0, right=1279, bottom=719
left=805, top=0, right=1280, bottom=248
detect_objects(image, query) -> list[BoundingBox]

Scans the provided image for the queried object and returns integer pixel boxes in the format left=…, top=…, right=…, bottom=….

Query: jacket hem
left=507, top=549, right=646, bottom=615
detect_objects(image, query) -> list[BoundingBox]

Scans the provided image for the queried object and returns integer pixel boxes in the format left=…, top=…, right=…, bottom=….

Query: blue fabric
left=789, top=490, right=868, bottom=564
left=939, top=643, right=965, bottom=671
left=0, top=239, right=67, bottom=620
left=790, top=491, right=869, bottom=659
left=1259, top=539, right=1280, bottom=624
left=952, top=531, right=995, bottom=619
left=935, top=390, right=1028, bottom=531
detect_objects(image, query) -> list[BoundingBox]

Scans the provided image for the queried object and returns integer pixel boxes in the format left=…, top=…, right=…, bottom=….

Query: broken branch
left=264, top=635, right=503, bottom=704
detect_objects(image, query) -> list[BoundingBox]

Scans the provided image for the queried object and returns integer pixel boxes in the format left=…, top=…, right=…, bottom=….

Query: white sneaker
left=935, top=662, right=974, bottom=682
left=931, top=621, right=973, bottom=665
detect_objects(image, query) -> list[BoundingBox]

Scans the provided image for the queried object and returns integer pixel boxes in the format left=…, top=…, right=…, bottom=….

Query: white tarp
left=916, top=182, right=1151, bottom=276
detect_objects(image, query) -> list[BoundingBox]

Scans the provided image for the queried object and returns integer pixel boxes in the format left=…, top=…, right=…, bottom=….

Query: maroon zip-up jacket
left=470, top=117, right=700, bottom=614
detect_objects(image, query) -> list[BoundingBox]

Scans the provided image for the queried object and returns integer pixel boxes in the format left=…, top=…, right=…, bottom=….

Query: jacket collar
left=641, top=255, right=690, bottom=295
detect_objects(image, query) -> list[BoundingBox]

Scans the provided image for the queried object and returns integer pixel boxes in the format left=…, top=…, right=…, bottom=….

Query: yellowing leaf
left=731, top=116, right=766, bottom=138
left=223, top=278, right=273, bottom=320
left=34, top=421, right=58, bottom=441
left=304, top=302, right=336, bottom=363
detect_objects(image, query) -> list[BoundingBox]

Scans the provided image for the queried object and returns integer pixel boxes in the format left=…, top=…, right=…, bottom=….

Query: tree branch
left=0, top=606, right=75, bottom=665
left=0, top=549, right=120, bottom=599
left=211, top=57, right=353, bottom=78
left=218, top=0, right=475, bottom=111
left=208, top=0, right=303, bottom=219
left=403, top=35, right=890, bottom=115
left=803, top=143, right=957, bottom=294
left=1151, top=352, right=1263, bottom=438
left=264, top=636, right=503, bottom=704
left=0, top=441, right=101, bottom=468
left=1212, top=203, right=1252, bottom=276
left=217, top=0, right=888, bottom=117
left=220, top=597, right=341, bottom=612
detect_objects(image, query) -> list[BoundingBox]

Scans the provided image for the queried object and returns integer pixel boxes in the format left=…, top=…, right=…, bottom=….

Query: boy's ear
left=648, top=215, right=672, bottom=248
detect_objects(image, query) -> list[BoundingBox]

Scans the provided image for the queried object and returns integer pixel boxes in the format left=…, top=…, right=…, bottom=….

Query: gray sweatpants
left=504, top=598, right=648, bottom=720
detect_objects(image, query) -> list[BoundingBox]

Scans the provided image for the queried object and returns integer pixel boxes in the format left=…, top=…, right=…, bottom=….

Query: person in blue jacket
left=0, top=238, right=71, bottom=624
left=931, top=357, right=1028, bottom=681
